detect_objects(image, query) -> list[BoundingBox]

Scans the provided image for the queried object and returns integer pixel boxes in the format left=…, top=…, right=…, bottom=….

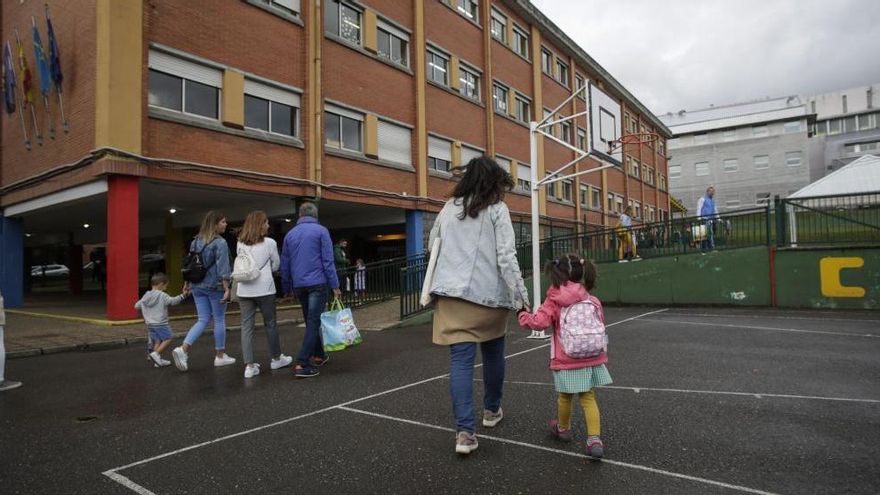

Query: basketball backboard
left=588, top=82, right=622, bottom=166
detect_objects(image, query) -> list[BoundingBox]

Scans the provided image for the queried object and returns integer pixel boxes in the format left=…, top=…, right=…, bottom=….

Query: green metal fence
left=779, top=192, right=880, bottom=246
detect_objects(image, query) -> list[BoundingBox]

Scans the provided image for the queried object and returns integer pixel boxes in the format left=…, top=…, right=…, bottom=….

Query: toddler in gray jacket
left=135, top=273, right=190, bottom=367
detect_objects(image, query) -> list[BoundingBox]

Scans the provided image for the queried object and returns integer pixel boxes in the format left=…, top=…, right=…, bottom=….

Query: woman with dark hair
left=427, top=156, right=530, bottom=455
left=172, top=211, right=236, bottom=372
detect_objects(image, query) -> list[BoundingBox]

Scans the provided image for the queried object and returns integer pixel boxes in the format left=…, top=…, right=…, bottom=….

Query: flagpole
left=33, top=15, right=55, bottom=140
left=7, top=41, right=31, bottom=150
left=15, top=28, right=41, bottom=146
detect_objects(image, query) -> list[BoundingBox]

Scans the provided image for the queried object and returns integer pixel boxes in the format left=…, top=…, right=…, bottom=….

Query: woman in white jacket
left=235, top=211, right=292, bottom=378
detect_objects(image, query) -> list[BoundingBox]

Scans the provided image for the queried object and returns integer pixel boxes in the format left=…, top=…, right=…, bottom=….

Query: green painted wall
left=775, top=248, right=880, bottom=309
left=590, top=247, right=771, bottom=306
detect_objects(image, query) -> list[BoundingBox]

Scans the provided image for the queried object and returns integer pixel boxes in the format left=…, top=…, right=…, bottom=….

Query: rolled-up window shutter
left=378, top=120, right=412, bottom=165
left=428, top=136, right=451, bottom=160
left=149, top=50, right=222, bottom=87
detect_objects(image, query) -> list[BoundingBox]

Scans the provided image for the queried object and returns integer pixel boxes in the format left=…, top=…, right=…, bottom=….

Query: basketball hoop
left=607, top=132, right=660, bottom=154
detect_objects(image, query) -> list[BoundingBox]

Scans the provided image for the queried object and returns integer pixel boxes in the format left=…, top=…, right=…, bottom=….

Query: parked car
left=30, top=264, right=70, bottom=278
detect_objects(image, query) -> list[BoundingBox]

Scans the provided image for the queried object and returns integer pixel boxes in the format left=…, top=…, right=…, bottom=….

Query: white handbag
left=420, top=237, right=441, bottom=307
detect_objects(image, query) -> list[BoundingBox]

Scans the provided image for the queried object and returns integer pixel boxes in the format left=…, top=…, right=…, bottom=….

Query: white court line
left=660, top=312, right=880, bottom=324
left=102, top=308, right=670, bottom=491
left=640, top=318, right=880, bottom=338
left=338, top=406, right=779, bottom=495
left=489, top=379, right=880, bottom=404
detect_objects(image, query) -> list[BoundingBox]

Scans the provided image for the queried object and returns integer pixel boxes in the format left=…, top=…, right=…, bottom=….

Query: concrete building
left=0, top=0, right=671, bottom=318
left=804, top=84, right=880, bottom=177
left=660, top=97, right=813, bottom=213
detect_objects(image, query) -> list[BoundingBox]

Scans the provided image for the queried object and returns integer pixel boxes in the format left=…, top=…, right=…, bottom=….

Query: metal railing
left=334, top=256, right=415, bottom=309
left=779, top=192, right=880, bottom=246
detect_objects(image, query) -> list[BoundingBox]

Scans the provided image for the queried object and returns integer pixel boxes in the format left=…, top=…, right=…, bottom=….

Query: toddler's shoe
left=549, top=420, right=573, bottom=442
left=586, top=436, right=604, bottom=458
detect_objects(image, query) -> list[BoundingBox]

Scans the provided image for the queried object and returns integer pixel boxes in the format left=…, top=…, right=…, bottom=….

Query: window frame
left=324, top=105, right=363, bottom=153
left=325, top=0, right=362, bottom=46
left=376, top=20, right=410, bottom=68
left=752, top=125, right=769, bottom=137
left=514, top=93, right=531, bottom=123
left=426, top=48, right=450, bottom=86
left=512, top=24, right=529, bottom=58
left=541, top=48, right=553, bottom=75
left=458, top=64, right=481, bottom=101
left=723, top=158, right=738, bottom=173
left=669, top=164, right=681, bottom=179
left=454, top=0, right=479, bottom=22
left=517, top=163, right=531, bottom=192
left=555, top=59, right=569, bottom=86
left=490, top=8, right=507, bottom=42
left=785, top=151, right=802, bottom=167
left=492, top=82, right=509, bottom=114
left=753, top=155, right=770, bottom=170
left=148, top=68, right=222, bottom=121
left=695, top=161, right=710, bottom=176
left=783, top=120, right=801, bottom=134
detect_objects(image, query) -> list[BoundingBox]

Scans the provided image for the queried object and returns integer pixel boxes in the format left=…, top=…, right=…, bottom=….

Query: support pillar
left=0, top=216, right=25, bottom=308
left=164, top=216, right=184, bottom=295
left=106, top=176, right=139, bottom=320
left=405, top=210, right=424, bottom=258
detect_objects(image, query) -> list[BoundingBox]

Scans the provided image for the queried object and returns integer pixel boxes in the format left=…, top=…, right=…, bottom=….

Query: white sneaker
left=214, top=354, right=237, bottom=367
left=270, top=354, right=293, bottom=370
left=172, top=347, right=188, bottom=372
left=244, top=364, right=261, bottom=379
left=149, top=351, right=171, bottom=367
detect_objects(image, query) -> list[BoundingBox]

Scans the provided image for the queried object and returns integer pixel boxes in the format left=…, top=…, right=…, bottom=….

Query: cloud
left=531, top=0, right=880, bottom=114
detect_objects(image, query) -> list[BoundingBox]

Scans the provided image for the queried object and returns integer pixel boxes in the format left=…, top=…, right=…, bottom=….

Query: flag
left=3, top=43, right=16, bottom=114
left=46, top=14, right=62, bottom=89
left=32, top=24, right=51, bottom=97
left=16, top=37, right=34, bottom=107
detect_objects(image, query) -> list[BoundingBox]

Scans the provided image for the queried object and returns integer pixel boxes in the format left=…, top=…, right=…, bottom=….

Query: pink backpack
left=559, top=299, right=607, bottom=358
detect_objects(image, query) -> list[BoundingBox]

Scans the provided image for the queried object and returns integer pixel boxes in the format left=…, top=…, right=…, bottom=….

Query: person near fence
left=334, top=239, right=351, bottom=292
left=616, top=206, right=638, bottom=261
left=697, top=186, right=719, bottom=251
left=0, top=289, right=23, bottom=392
left=236, top=210, right=293, bottom=379
left=354, top=258, right=366, bottom=301
left=281, top=202, right=342, bottom=378
left=172, top=211, right=236, bottom=372
left=427, top=156, right=530, bottom=455
left=518, top=255, right=611, bottom=458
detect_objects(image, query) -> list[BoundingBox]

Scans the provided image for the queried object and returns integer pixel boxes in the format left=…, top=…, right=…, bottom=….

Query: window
left=490, top=9, right=507, bottom=42
left=256, top=0, right=301, bottom=16
left=625, top=113, right=637, bottom=134
left=627, top=157, right=640, bottom=178
left=634, top=201, right=641, bottom=219
left=514, top=94, right=530, bottom=123
left=753, top=155, right=769, bottom=170
left=541, top=48, right=553, bottom=74
left=648, top=207, right=655, bottom=222
left=725, top=199, right=741, bottom=209
left=495, top=156, right=511, bottom=173
left=843, top=116, right=856, bottom=133
left=591, top=188, right=601, bottom=209
left=426, top=49, right=449, bottom=86
left=545, top=172, right=557, bottom=199
left=695, top=161, right=709, bottom=176
left=148, top=50, right=222, bottom=120
left=579, top=184, right=589, bottom=206
left=377, top=22, right=409, bottom=67
left=722, top=129, right=737, bottom=142
left=561, top=180, right=573, bottom=202
left=607, top=193, right=615, bottom=213
left=575, top=74, right=585, bottom=98
left=828, top=119, right=841, bottom=135
left=658, top=138, right=666, bottom=156
left=842, top=94, right=848, bottom=114
left=428, top=135, right=452, bottom=172
left=845, top=140, right=880, bottom=153
left=377, top=120, right=412, bottom=165
left=756, top=192, right=771, bottom=205
left=869, top=88, right=874, bottom=109
left=543, top=108, right=556, bottom=137
left=455, top=0, right=478, bottom=20
left=459, top=65, right=480, bottom=101
left=325, top=0, right=361, bottom=45
left=783, top=120, right=801, bottom=133
left=517, top=163, right=531, bottom=192
left=669, top=164, right=681, bottom=179
left=785, top=151, right=802, bottom=167
left=512, top=25, right=529, bottom=58
left=659, top=174, right=667, bottom=191
left=859, top=113, right=877, bottom=130
left=644, top=166, right=655, bottom=185
left=723, top=158, right=738, bottom=173
left=693, top=133, right=708, bottom=145
left=615, top=195, right=624, bottom=214
left=324, top=105, right=363, bottom=152
left=244, top=79, right=300, bottom=137
left=811, top=100, right=816, bottom=114
left=460, top=144, right=483, bottom=168
left=577, top=128, right=587, bottom=150
left=556, top=59, right=569, bottom=86
left=560, top=120, right=572, bottom=144
left=493, top=83, right=508, bottom=113
left=752, top=125, right=769, bottom=137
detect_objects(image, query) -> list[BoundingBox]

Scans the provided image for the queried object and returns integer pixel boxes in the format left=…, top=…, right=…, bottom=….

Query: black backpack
left=182, top=239, right=216, bottom=283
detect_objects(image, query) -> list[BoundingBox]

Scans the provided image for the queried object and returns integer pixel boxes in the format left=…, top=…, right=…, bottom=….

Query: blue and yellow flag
left=32, top=24, right=51, bottom=97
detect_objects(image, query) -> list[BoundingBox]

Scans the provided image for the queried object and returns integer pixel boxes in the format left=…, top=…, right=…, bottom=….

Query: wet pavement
left=1, top=306, right=878, bottom=494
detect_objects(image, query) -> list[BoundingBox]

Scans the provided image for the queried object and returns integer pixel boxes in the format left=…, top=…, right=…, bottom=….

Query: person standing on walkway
left=697, top=186, right=719, bottom=251
left=172, top=211, right=236, bottom=372
left=0, top=290, right=23, bottom=391
left=427, top=156, right=530, bottom=455
left=281, top=202, right=341, bottom=378
left=235, top=210, right=292, bottom=379
left=334, top=239, right=351, bottom=292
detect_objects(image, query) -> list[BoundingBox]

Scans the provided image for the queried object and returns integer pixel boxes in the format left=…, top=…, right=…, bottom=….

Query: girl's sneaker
left=549, top=420, right=573, bottom=442
left=586, top=436, right=604, bottom=458
left=244, top=364, right=261, bottom=379
left=455, top=432, right=478, bottom=455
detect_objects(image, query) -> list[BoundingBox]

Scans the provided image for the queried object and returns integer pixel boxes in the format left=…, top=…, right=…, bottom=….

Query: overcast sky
left=531, top=0, right=880, bottom=115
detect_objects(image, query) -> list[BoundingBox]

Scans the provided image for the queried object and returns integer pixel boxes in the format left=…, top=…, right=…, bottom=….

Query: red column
left=106, top=176, right=139, bottom=320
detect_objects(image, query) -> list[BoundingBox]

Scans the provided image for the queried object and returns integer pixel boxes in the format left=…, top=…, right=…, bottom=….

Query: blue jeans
left=701, top=220, right=716, bottom=251
left=184, top=287, right=227, bottom=350
left=449, top=336, right=505, bottom=434
left=295, top=285, right=328, bottom=366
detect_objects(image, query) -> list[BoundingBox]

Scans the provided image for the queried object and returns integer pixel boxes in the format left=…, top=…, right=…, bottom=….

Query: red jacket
left=518, top=281, right=608, bottom=371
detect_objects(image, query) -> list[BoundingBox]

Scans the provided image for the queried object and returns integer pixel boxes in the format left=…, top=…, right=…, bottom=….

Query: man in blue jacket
left=281, top=202, right=341, bottom=378
left=696, top=186, right=719, bottom=251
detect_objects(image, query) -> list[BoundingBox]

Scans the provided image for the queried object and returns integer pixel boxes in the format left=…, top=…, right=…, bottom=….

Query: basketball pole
left=526, top=83, right=618, bottom=339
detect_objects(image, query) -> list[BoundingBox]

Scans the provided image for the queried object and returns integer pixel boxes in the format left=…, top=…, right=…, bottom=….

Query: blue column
left=0, top=215, right=24, bottom=307
left=405, top=210, right=424, bottom=258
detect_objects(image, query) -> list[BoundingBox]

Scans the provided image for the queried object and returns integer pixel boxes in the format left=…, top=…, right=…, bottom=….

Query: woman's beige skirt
left=433, top=296, right=510, bottom=345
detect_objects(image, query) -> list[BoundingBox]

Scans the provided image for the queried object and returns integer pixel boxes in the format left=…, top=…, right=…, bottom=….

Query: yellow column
left=95, top=0, right=142, bottom=152
left=449, top=56, right=461, bottom=91
left=601, top=169, right=609, bottom=226
left=452, top=141, right=462, bottom=168
left=482, top=0, right=495, bottom=155
left=507, top=90, right=516, bottom=117
left=530, top=24, right=546, bottom=215
left=413, top=0, right=428, bottom=197
left=363, top=10, right=378, bottom=53
left=364, top=114, right=379, bottom=159
left=164, top=217, right=183, bottom=295
left=222, top=69, right=245, bottom=129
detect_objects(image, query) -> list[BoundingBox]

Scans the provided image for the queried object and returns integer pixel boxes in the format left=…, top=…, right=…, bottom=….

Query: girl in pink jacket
left=518, top=254, right=611, bottom=458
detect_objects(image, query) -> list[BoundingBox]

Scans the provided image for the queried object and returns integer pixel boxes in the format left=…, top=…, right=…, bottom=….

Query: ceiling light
left=83, top=224, right=90, bottom=229
left=169, top=208, right=177, bottom=214
left=25, top=233, right=32, bottom=238
left=284, top=218, right=292, bottom=223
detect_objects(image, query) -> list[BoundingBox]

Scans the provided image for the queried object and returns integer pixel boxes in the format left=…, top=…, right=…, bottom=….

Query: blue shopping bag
left=320, top=299, right=362, bottom=352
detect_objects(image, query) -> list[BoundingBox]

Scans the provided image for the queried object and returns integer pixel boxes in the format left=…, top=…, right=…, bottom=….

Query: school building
left=0, top=0, right=671, bottom=319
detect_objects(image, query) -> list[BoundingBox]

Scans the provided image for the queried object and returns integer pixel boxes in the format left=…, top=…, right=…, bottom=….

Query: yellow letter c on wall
left=819, top=257, right=865, bottom=298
